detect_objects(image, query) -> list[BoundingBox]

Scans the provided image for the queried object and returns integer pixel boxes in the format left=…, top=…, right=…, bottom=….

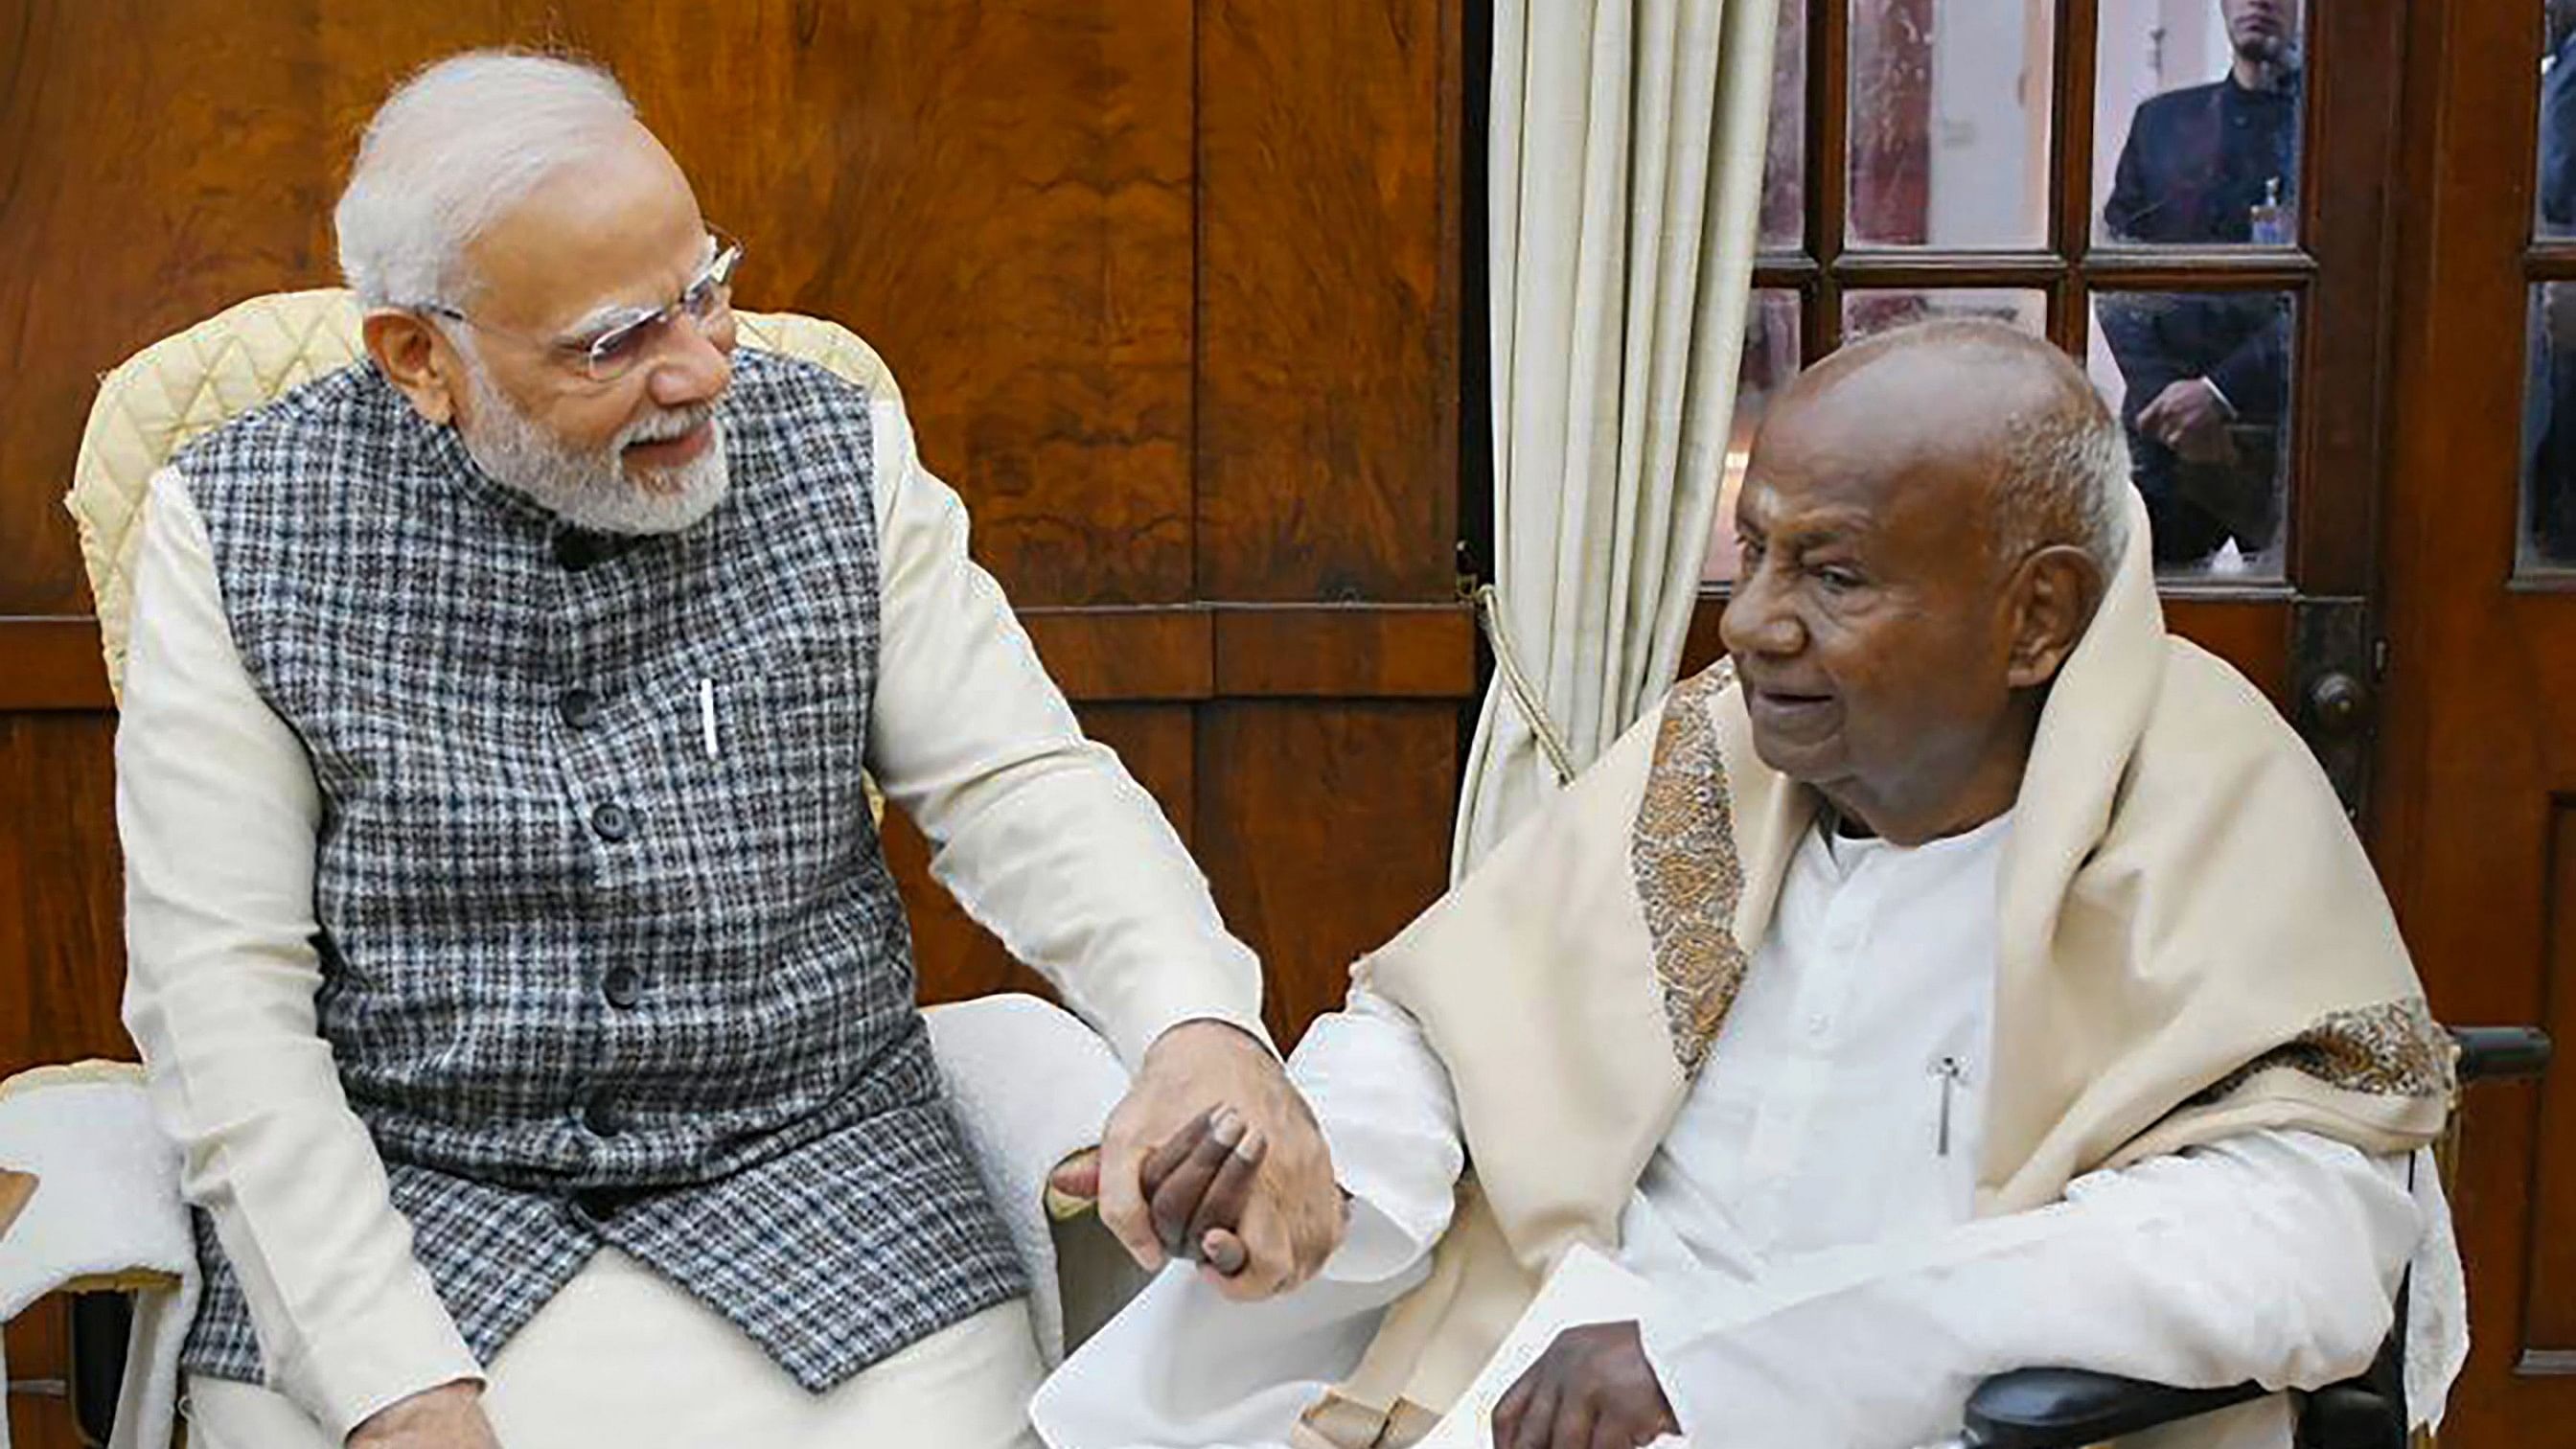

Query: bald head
left=1769, top=321, right=2130, bottom=578
left=1720, top=321, right=2120, bottom=845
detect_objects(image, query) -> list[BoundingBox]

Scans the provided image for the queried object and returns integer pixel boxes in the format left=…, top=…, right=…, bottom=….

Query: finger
left=1094, top=1113, right=1165, bottom=1270
left=1491, top=1370, right=1534, bottom=1449
left=1546, top=1395, right=1598, bottom=1449
left=1210, top=1189, right=1295, bottom=1301
left=1047, top=1148, right=1101, bottom=1203
left=1184, top=1129, right=1267, bottom=1257
left=1149, top=1110, right=1247, bottom=1257
left=1138, top=1107, right=1218, bottom=1201
left=1590, top=1418, right=1649, bottom=1449
left=1507, top=1379, right=1562, bottom=1449
left=1199, top=1227, right=1250, bottom=1276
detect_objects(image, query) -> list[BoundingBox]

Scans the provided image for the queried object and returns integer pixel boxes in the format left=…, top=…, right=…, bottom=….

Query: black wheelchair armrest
left=1961, top=1368, right=2266, bottom=1449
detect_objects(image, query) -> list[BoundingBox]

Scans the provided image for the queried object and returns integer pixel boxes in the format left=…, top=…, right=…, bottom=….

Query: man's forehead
left=464, top=130, right=707, bottom=330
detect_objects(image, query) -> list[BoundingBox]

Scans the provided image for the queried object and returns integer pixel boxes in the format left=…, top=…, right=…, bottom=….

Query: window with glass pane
left=1703, top=0, right=2354, bottom=595
left=2094, top=0, right=2305, bottom=248
left=1847, top=0, right=2054, bottom=248
left=2091, top=289, right=2296, bottom=577
left=1705, top=291, right=1804, bottom=583
left=1844, top=289, right=2044, bottom=342
left=2521, top=2, right=2576, bottom=577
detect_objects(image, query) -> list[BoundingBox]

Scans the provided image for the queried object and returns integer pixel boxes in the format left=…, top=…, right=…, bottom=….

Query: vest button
left=580, top=1093, right=623, bottom=1137
left=590, top=801, right=633, bottom=841
left=602, top=966, right=644, bottom=1009
left=558, top=688, right=600, bottom=729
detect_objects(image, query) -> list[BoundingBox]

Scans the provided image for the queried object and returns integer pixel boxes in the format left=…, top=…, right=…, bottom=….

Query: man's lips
left=624, top=418, right=713, bottom=472
left=1744, top=681, right=1838, bottom=732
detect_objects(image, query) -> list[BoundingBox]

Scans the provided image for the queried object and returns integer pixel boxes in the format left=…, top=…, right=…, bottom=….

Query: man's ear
left=361, top=310, right=462, bottom=426
left=2005, top=544, right=2103, bottom=690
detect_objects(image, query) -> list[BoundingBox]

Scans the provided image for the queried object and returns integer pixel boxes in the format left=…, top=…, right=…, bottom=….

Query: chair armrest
left=1962, top=1368, right=2266, bottom=1449
left=2450, top=1026, right=2551, bottom=1083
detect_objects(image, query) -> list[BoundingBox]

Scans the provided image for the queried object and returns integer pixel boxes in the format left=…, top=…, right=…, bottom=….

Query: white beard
left=457, top=360, right=730, bottom=536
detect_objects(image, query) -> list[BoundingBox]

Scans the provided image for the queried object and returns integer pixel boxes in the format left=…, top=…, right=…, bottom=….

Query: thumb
left=1048, top=1149, right=1101, bottom=1203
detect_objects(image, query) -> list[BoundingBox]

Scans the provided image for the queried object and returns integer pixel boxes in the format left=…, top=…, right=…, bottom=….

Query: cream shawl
left=1296, top=497, right=2456, bottom=1447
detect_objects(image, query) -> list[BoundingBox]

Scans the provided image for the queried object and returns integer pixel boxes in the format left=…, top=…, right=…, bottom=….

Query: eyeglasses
left=421, top=229, right=744, bottom=383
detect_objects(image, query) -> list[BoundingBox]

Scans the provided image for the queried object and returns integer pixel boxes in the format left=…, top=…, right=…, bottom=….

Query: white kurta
left=116, top=380, right=1268, bottom=1443
left=1033, top=816, right=2450, bottom=1449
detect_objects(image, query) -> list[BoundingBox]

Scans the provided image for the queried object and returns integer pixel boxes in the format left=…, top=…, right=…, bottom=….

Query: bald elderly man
left=115, top=52, right=1340, bottom=1449
left=1035, top=323, right=2466, bottom=1449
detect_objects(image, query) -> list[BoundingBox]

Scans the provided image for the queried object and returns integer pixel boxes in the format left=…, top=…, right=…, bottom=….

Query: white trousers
left=184, top=1250, right=1046, bottom=1449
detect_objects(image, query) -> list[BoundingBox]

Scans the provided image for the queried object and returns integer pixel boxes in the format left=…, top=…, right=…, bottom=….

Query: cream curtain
left=1452, top=0, right=1780, bottom=877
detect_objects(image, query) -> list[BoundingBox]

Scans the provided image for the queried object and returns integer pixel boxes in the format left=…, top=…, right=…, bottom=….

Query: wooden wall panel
left=0, top=0, right=335, bottom=615
left=1198, top=0, right=1460, bottom=604
left=1193, top=703, right=1458, bottom=1045
left=0, top=716, right=126, bottom=1080
left=3, top=1299, right=77, bottom=1449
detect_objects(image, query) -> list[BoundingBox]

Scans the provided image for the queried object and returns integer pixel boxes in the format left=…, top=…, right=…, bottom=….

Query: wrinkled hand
left=348, top=1381, right=500, bottom=1449
left=1053, top=1020, right=1343, bottom=1300
left=2137, top=378, right=2236, bottom=464
left=1489, top=1322, right=1679, bottom=1449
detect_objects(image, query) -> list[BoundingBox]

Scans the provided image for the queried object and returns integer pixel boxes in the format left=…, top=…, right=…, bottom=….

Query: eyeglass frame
left=415, top=228, right=744, bottom=383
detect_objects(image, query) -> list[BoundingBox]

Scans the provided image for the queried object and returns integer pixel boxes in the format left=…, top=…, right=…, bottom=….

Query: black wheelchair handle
left=2450, top=1025, right=2552, bottom=1083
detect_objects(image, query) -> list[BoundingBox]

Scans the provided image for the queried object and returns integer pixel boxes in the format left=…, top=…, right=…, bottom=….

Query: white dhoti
left=186, top=1251, right=1045, bottom=1449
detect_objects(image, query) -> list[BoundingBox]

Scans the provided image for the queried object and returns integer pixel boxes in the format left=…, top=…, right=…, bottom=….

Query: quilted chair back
left=63, top=288, right=899, bottom=703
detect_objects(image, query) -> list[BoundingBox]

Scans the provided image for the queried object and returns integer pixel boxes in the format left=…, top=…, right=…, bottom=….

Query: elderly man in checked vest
left=115, top=52, right=1341, bottom=1449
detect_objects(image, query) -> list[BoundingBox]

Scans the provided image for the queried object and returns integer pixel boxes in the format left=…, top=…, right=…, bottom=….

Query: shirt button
left=580, top=1093, right=623, bottom=1137
left=558, top=688, right=600, bottom=729
left=1806, top=1012, right=1831, bottom=1037
left=602, top=966, right=645, bottom=1009
left=590, top=801, right=633, bottom=841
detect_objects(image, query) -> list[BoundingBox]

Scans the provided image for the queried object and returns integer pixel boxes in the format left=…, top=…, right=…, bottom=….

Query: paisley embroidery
left=1629, top=660, right=1750, bottom=1073
left=2193, top=997, right=2456, bottom=1105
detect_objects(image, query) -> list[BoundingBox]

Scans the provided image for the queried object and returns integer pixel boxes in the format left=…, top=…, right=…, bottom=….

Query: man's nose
left=1719, top=566, right=1804, bottom=658
left=648, top=316, right=732, bottom=407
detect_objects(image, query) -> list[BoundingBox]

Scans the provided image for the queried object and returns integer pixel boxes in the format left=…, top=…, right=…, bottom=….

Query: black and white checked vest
left=171, top=351, right=1025, bottom=1391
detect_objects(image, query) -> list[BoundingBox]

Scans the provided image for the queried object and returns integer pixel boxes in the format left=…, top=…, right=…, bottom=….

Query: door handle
left=2304, top=670, right=2373, bottom=737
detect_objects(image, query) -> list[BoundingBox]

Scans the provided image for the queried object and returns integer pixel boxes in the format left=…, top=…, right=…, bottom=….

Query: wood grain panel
left=893, top=703, right=1195, bottom=1009
left=0, top=716, right=126, bottom=1079
left=3, top=1297, right=76, bottom=1449
left=1212, top=604, right=1476, bottom=699
left=307, top=0, right=1197, bottom=607
left=1023, top=609, right=1213, bottom=703
left=1193, top=702, right=1459, bottom=1046
left=0, top=2, right=1194, bottom=613
left=2524, top=801, right=2576, bottom=1360
left=0, top=623, right=109, bottom=713
left=0, top=0, right=335, bottom=615
left=1198, top=0, right=1460, bottom=603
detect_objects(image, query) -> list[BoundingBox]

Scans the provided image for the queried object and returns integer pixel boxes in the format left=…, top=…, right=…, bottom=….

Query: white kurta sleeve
left=862, top=390, right=1267, bottom=1069
left=1287, top=986, right=1468, bottom=1281
left=118, top=469, right=483, bottom=1438
left=1637, top=1131, right=2422, bottom=1449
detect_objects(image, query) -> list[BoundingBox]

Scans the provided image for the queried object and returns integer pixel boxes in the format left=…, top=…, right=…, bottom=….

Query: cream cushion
left=62, top=288, right=900, bottom=703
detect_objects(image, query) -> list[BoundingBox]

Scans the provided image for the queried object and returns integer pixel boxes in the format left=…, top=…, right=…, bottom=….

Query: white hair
left=1993, top=384, right=2133, bottom=578
left=334, top=51, right=637, bottom=309
left=1852, top=320, right=2133, bottom=576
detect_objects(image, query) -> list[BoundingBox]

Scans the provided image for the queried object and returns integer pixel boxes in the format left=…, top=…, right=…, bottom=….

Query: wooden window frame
left=1736, top=0, right=2404, bottom=605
